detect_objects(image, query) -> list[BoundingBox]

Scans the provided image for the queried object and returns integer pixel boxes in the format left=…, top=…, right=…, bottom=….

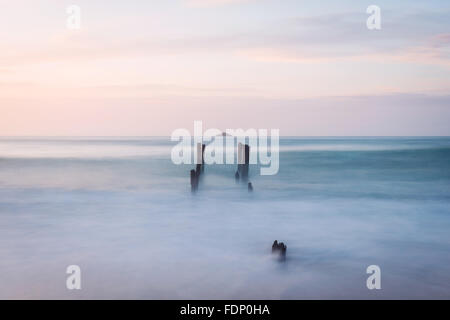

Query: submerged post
left=195, top=143, right=206, bottom=175
left=191, top=143, right=206, bottom=192
left=243, top=144, right=250, bottom=180
left=195, top=143, right=203, bottom=177
left=190, top=169, right=198, bottom=192
left=237, top=143, right=250, bottom=182
left=237, top=143, right=243, bottom=177
left=201, top=144, right=205, bottom=172
left=271, top=240, right=287, bottom=261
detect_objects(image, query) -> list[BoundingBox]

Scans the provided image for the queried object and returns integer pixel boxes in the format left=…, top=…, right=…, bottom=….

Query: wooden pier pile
left=272, top=240, right=287, bottom=260
left=190, top=142, right=253, bottom=192
left=186, top=141, right=286, bottom=260
left=190, top=143, right=205, bottom=192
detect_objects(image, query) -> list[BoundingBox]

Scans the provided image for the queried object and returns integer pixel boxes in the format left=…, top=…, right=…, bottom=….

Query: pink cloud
left=184, top=0, right=256, bottom=7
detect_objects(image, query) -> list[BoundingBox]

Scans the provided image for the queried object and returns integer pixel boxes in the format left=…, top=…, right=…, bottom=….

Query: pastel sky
left=1, top=0, right=449, bottom=135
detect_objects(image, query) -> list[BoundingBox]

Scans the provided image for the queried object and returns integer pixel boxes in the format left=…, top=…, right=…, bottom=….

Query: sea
left=0, top=137, right=449, bottom=299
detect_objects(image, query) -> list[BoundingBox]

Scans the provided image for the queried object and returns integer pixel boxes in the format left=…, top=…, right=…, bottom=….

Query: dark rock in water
left=235, top=171, right=240, bottom=182
left=271, top=240, right=287, bottom=260
left=248, top=182, right=253, bottom=192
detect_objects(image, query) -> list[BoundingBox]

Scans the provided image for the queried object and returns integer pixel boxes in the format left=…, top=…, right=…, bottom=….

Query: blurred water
left=0, top=137, right=449, bottom=299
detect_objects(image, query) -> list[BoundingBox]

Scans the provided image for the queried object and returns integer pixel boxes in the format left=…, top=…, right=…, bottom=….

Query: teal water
left=0, top=137, right=449, bottom=299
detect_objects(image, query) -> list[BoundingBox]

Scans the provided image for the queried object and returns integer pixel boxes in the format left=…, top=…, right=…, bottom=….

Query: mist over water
left=1, top=137, right=450, bottom=299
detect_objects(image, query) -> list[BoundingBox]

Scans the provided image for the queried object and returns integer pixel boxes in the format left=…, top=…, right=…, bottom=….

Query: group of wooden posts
left=190, top=142, right=253, bottom=192
left=188, top=142, right=286, bottom=260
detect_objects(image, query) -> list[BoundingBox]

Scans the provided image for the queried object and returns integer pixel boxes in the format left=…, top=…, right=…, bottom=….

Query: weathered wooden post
left=195, top=142, right=205, bottom=177
left=272, top=240, right=279, bottom=253
left=243, top=144, right=250, bottom=180
left=201, top=143, right=205, bottom=172
left=237, top=142, right=243, bottom=177
left=271, top=240, right=287, bottom=260
left=237, top=143, right=250, bottom=181
left=190, top=169, right=198, bottom=192
left=191, top=143, right=206, bottom=192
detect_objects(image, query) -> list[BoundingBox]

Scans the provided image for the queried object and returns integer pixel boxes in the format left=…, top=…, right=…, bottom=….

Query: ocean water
left=0, top=137, right=450, bottom=299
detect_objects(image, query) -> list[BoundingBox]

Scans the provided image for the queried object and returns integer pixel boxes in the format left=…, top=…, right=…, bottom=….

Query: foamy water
left=0, top=137, right=449, bottom=299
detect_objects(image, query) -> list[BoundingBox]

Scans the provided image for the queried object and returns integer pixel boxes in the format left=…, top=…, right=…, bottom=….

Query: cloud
left=184, top=0, right=256, bottom=7
left=429, top=33, right=450, bottom=48
left=1, top=8, right=449, bottom=68
left=2, top=93, right=450, bottom=136
left=237, top=41, right=450, bottom=67
left=234, top=10, right=450, bottom=66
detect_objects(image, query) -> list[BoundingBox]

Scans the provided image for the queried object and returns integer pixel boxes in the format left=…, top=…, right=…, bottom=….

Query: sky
left=0, top=0, right=449, bottom=136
